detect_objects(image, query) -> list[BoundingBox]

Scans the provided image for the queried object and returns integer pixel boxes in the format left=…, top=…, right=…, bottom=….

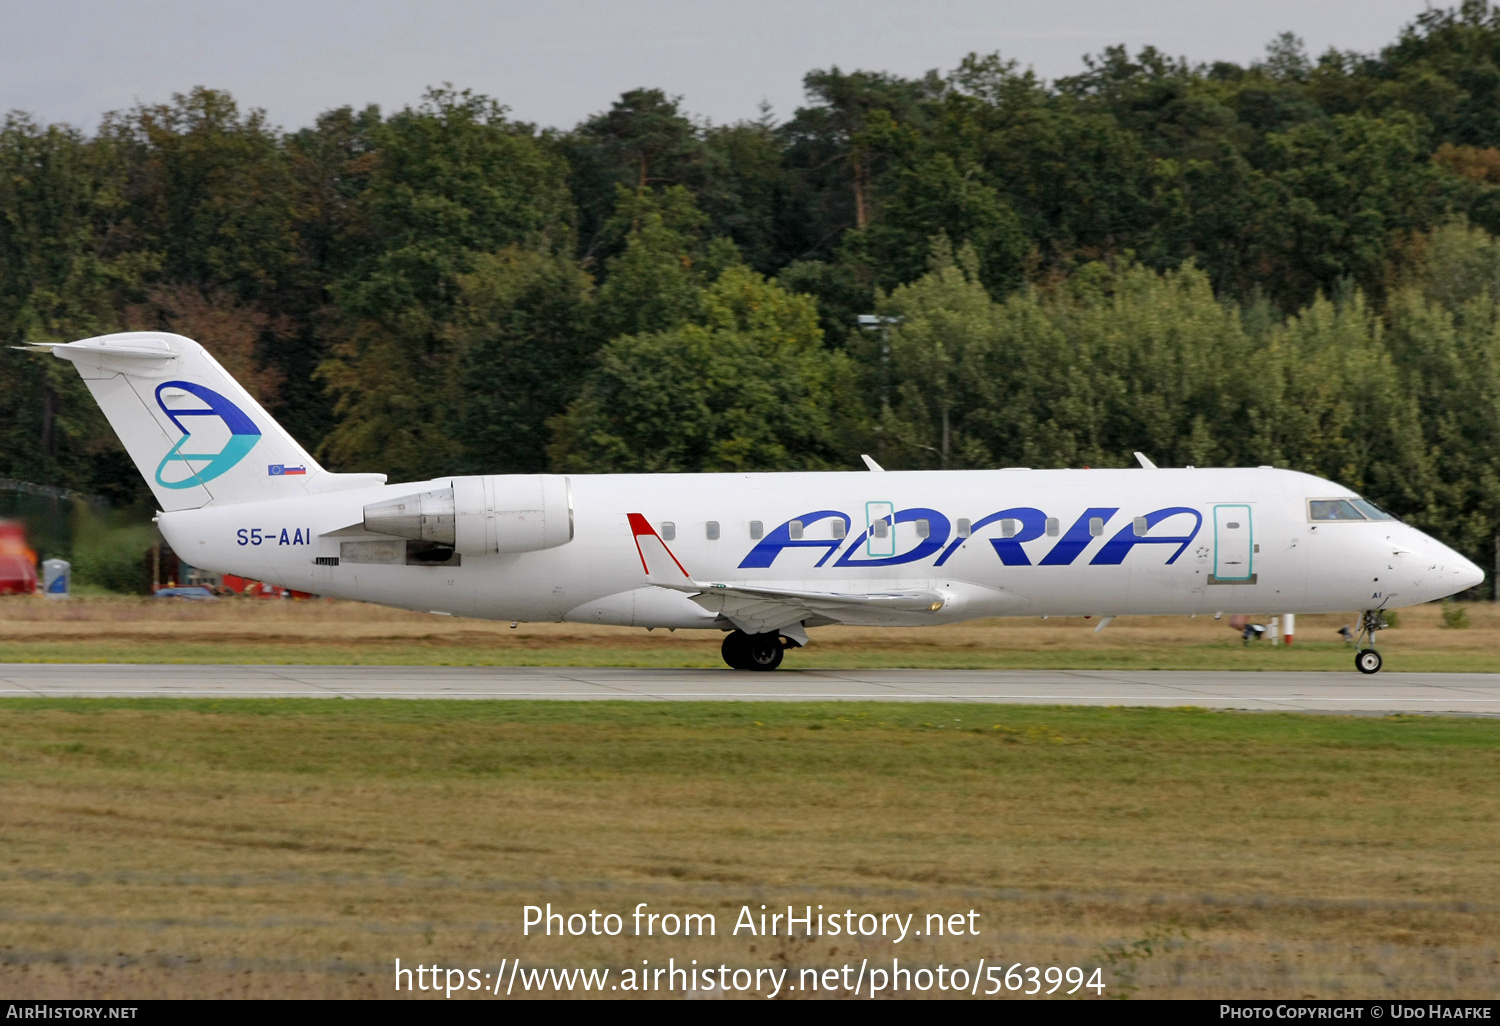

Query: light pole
left=858, top=314, right=902, bottom=466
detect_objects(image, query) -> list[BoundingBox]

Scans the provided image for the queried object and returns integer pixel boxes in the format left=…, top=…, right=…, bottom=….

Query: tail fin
left=30, top=332, right=384, bottom=510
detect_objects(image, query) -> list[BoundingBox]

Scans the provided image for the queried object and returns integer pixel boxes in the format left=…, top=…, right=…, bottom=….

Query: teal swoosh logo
left=153, top=380, right=262, bottom=490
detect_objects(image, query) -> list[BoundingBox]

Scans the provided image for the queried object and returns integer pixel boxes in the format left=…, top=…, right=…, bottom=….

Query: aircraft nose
left=1455, top=554, right=1485, bottom=594
left=1428, top=543, right=1485, bottom=598
left=1405, top=530, right=1485, bottom=600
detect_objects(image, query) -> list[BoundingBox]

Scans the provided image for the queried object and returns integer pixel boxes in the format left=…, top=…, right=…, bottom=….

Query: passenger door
left=1213, top=504, right=1254, bottom=582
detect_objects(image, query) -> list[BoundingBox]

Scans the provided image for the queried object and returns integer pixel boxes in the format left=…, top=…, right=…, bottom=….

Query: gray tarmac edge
left=1, top=664, right=1499, bottom=714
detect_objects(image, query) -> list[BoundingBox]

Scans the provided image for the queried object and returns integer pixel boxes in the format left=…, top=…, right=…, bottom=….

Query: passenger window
left=957, top=518, right=971, bottom=538
left=1350, top=498, right=1397, bottom=521
left=749, top=521, right=763, bottom=540
left=789, top=520, right=804, bottom=540
left=915, top=519, right=930, bottom=539
left=1045, top=517, right=1059, bottom=537
left=831, top=519, right=846, bottom=539
left=1000, top=518, right=1017, bottom=538
left=1089, top=517, right=1104, bottom=537
left=660, top=521, right=675, bottom=541
left=873, top=520, right=889, bottom=539
left=706, top=521, right=720, bottom=540
left=1133, top=516, right=1147, bottom=537
left=1308, top=499, right=1365, bottom=521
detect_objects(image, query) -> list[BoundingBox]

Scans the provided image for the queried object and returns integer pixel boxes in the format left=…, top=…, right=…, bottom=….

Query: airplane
left=21, top=331, right=1486, bottom=675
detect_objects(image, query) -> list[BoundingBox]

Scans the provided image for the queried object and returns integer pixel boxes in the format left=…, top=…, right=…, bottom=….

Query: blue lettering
left=236, top=529, right=248, bottom=546
left=738, top=511, right=851, bottom=569
left=731, top=503, right=1201, bottom=571
left=934, top=507, right=1048, bottom=566
left=250, top=528, right=262, bottom=546
left=292, top=528, right=304, bottom=545
left=279, top=528, right=290, bottom=546
left=833, top=508, right=951, bottom=568
left=1038, top=508, right=1119, bottom=566
left=1090, top=507, right=1202, bottom=565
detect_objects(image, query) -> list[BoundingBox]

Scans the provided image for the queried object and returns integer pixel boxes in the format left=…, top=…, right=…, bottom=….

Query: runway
left=2, top=664, right=1500, bottom=714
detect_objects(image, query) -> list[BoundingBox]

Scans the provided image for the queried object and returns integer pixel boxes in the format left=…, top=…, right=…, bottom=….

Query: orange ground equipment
left=0, top=520, right=38, bottom=595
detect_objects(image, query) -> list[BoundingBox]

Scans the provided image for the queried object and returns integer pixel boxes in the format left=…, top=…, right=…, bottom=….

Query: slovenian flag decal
left=268, top=464, right=307, bottom=476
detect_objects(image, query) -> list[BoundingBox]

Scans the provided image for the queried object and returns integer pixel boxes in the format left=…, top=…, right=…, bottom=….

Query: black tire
left=1355, top=649, right=1383, bottom=675
left=721, top=631, right=752, bottom=670
left=746, top=633, right=785, bottom=672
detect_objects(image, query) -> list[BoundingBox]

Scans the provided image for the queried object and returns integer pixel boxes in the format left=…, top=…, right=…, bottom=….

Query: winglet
left=1134, top=452, right=1157, bottom=469
left=861, top=454, right=885, bottom=472
left=626, top=513, right=691, bottom=579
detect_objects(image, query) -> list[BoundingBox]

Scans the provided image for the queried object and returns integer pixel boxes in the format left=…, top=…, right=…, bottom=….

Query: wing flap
left=688, top=581, right=947, bottom=612
left=657, top=579, right=948, bottom=634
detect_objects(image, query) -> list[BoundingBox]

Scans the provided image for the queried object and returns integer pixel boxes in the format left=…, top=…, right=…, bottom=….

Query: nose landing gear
left=1354, top=610, right=1389, bottom=674
left=720, top=630, right=787, bottom=671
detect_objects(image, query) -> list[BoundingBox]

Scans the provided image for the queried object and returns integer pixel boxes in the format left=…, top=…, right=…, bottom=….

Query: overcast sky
left=2, top=0, right=1438, bottom=133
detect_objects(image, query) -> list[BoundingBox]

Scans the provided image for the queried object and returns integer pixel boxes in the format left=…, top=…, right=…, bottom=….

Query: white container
left=41, top=558, right=70, bottom=598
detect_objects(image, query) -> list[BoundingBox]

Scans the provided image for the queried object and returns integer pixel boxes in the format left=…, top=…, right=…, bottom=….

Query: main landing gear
left=721, top=630, right=790, bottom=671
left=1354, top=609, right=1388, bottom=674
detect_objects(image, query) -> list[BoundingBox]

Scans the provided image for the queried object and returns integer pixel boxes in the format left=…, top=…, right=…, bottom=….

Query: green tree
left=450, top=247, right=595, bottom=474
left=1261, top=291, right=1430, bottom=506
left=591, top=185, right=727, bottom=340
left=97, top=88, right=299, bottom=300
left=0, top=113, right=145, bottom=503
left=549, top=266, right=864, bottom=472
left=318, top=88, right=576, bottom=480
left=1384, top=219, right=1500, bottom=581
left=562, top=88, right=704, bottom=263
left=877, top=241, right=1005, bottom=468
left=879, top=252, right=1262, bottom=472
left=1261, top=112, right=1453, bottom=304
left=867, top=152, right=1028, bottom=294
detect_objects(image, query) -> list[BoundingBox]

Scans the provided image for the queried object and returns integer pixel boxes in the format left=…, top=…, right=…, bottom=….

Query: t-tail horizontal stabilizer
left=25, top=332, right=386, bottom=511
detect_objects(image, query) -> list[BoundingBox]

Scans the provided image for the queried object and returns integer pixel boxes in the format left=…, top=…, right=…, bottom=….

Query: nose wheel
left=1353, top=610, right=1389, bottom=674
left=721, top=630, right=786, bottom=671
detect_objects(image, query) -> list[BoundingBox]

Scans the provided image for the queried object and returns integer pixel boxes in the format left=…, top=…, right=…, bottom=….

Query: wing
left=626, top=512, right=964, bottom=636
left=657, top=579, right=948, bottom=635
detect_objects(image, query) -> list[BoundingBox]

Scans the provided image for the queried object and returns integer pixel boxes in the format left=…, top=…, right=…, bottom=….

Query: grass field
left=1, top=699, right=1498, bottom=999
left=2, top=598, right=1496, bottom=999
left=1, top=595, right=1497, bottom=671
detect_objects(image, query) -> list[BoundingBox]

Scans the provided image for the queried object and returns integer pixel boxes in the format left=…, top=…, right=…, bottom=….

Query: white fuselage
left=158, top=466, right=1483, bottom=631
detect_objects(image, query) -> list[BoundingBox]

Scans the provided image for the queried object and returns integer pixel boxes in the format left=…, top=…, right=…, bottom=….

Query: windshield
left=1350, top=498, right=1398, bottom=521
left=1307, top=497, right=1400, bottom=522
left=1308, top=499, right=1365, bottom=521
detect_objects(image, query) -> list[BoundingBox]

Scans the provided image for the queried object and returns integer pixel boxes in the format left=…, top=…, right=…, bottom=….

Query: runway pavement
left=2, top=664, right=1499, bottom=714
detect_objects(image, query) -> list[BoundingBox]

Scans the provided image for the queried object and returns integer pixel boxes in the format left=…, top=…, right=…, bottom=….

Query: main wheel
left=721, top=631, right=752, bottom=670
left=1355, top=649, right=1383, bottom=675
left=746, top=633, right=785, bottom=672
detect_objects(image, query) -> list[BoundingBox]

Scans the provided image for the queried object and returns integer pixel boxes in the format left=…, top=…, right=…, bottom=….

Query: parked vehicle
left=0, top=520, right=37, bottom=595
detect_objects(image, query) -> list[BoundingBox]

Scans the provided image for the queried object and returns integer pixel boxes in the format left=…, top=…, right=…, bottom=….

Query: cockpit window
left=1349, top=498, right=1398, bottom=521
left=1308, top=499, right=1365, bottom=521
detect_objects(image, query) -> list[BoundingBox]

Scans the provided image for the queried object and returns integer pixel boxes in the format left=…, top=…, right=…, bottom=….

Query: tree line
left=3, top=2, right=1500, bottom=590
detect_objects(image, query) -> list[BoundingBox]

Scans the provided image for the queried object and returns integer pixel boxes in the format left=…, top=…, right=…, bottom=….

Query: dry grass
left=0, top=595, right=1497, bottom=671
left=1, top=700, right=1497, bottom=999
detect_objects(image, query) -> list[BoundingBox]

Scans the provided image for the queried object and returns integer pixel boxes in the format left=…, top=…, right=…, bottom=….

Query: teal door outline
left=865, top=501, right=895, bottom=557
left=1212, top=504, right=1254, bottom=582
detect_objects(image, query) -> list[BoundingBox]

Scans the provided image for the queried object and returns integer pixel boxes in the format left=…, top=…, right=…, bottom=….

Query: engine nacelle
left=363, top=475, right=573, bottom=555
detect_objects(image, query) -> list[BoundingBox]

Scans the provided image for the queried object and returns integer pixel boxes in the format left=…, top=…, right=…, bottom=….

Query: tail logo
left=153, top=380, right=262, bottom=490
